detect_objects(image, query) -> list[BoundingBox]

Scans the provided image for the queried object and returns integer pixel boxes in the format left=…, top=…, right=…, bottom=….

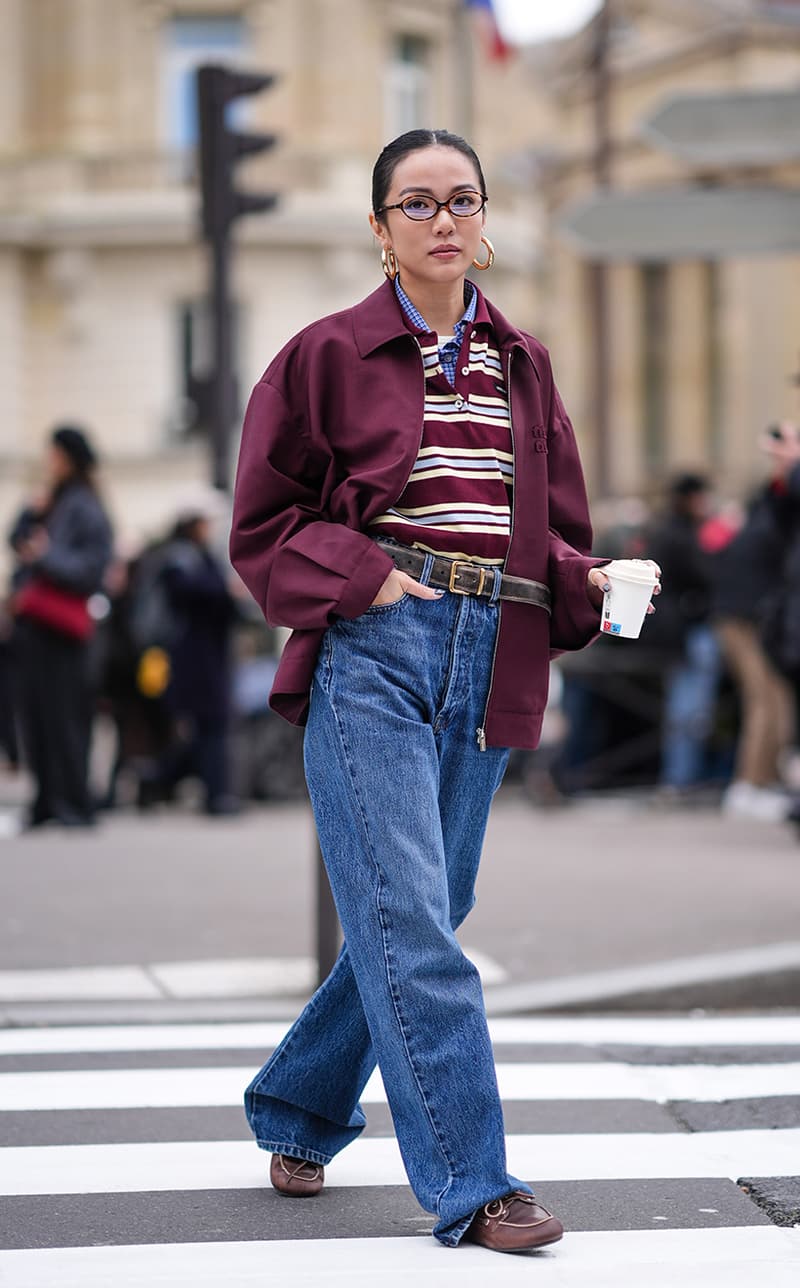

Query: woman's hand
left=16, top=528, right=49, bottom=565
left=371, top=569, right=443, bottom=607
left=586, top=563, right=661, bottom=613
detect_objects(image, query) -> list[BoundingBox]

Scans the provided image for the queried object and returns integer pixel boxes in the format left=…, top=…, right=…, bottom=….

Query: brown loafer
left=270, top=1152, right=325, bottom=1198
left=463, top=1192, right=564, bottom=1252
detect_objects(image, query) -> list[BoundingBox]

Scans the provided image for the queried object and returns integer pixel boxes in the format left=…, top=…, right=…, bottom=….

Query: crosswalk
left=1, top=1015, right=799, bottom=1286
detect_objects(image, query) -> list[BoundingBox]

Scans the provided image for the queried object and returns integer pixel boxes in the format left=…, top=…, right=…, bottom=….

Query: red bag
left=14, top=578, right=93, bottom=640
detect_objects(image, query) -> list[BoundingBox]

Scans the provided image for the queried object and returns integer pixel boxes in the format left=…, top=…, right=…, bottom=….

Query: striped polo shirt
left=369, top=282, right=513, bottom=567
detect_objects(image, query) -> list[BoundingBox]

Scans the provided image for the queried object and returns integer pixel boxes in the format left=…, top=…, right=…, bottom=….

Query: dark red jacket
left=230, top=280, right=602, bottom=749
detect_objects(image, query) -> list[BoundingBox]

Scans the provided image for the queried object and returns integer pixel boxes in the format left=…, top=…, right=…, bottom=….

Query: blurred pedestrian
left=713, top=423, right=800, bottom=821
left=92, top=548, right=171, bottom=810
left=136, top=488, right=240, bottom=815
left=0, top=619, right=19, bottom=771
left=646, top=473, right=721, bottom=795
left=8, top=425, right=113, bottom=827
left=230, top=129, right=659, bottom=1253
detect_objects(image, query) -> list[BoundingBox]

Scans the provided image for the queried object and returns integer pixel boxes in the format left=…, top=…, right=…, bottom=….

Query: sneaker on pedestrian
left=721, top=781, right=790, bottom=822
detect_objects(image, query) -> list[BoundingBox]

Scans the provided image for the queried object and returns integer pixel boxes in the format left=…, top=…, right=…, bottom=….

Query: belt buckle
left=448, top=561, right=486, bottom=596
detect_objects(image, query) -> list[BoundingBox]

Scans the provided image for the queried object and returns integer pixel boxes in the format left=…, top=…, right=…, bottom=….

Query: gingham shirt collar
left=394, top=278, right=478, bottom=385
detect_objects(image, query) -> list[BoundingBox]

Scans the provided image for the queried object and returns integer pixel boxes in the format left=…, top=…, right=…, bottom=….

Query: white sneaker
left=722, top=781, right=790, bottom=822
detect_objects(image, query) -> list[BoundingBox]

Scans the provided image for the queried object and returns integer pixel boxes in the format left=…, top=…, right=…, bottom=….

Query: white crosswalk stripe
left=1, top=1016, right=799, bottom=1286
left=4, top=1229, right=800, bottom=1288
left=3, top=1128, right=800, bottom=1195
left=2, top=1060, right=799, bottom=1111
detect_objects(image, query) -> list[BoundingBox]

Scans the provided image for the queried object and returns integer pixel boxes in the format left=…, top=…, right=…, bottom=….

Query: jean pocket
left=362, top=591, right=410, bottom=615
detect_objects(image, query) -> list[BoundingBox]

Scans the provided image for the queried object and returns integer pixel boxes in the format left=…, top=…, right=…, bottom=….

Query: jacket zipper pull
left=476, top=727, right=487, bottom=752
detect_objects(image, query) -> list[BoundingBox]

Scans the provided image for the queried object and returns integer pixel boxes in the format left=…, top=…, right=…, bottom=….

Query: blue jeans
left=244, top=572, right=531, bottom=1245
left=661, top=624, right=722, bottom=788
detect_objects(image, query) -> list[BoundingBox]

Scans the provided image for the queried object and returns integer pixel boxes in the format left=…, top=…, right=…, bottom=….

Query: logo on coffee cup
left=603, top=621, right=622, bottom=634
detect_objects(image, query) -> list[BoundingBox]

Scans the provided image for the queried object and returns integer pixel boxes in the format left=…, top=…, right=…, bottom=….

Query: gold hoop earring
left=472, top=235, right=495, bottom=271
left=381, top=246, right=399, bottom=281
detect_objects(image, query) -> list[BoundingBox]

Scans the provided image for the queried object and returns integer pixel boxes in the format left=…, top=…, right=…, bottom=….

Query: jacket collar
left=351, top=279, right=540, bottom=380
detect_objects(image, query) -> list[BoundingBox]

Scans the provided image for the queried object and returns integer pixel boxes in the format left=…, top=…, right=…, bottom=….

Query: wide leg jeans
left=244, top=581, right=531, bottom=1245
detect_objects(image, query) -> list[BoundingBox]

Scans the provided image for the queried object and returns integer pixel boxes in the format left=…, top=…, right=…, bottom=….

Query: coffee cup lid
left=604, top=558, right=660, bottom=585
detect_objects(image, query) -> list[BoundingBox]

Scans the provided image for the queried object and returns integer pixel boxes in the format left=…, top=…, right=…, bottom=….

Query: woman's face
left=370, top=146, right=485, bottom=290
left=46, top=444, right=74, bottom=485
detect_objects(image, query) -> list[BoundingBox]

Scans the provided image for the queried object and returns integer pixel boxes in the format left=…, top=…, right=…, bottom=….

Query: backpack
left=128, top=545, right=179, bottom=653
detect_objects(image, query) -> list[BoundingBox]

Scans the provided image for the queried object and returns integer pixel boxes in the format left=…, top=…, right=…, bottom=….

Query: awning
left=557, top=186, right=800, bottom=260
left=640, top=88, right=800, bottom=166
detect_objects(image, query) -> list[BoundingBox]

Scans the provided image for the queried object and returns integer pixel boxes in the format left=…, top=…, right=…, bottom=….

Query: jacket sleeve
left=546, top=381, right=606, bottom=652
left=36, top=492, right=113, bottom=596
left=230, top=379, right=394, bottom=630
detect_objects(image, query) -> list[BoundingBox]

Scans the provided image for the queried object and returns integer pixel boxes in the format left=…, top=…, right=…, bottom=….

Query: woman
left=231, top=129, right=658, bottom=1253
left=9, top=425, right=113, bottom=827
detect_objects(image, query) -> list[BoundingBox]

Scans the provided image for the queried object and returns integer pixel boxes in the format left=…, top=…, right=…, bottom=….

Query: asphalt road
left=1, top=784, right=799, bottom=1015
left=3, top=783, right=800, bottom=1283
left=1, top=1014, right=799, bottom=1285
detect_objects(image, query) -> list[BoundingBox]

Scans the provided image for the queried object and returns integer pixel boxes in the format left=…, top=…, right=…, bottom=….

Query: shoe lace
left=483, top=1191, right=537, bottom=1221
left=279, top=1155, right=321, bottom=1182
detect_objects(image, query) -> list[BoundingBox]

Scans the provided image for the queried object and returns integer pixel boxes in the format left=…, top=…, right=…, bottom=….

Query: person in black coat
left=137, top=490, right=240, bottom=815
left=646, top=473, right=721, bottom=792
left=9, top=425, right=113, bottom=827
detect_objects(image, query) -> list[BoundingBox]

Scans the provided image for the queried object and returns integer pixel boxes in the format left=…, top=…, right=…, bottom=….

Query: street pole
left=455, top=2, right=476, bottom=140
left=196, top=64, right=278, bottom=492
left=209, top=227, right=233, bottom=492
left=589, top=0, right=612, bottom=498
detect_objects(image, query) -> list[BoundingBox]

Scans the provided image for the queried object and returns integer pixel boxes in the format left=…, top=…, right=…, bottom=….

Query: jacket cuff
left=336, top=539, right=396, bottom=620
left=552, top=554, right=610, bottom=651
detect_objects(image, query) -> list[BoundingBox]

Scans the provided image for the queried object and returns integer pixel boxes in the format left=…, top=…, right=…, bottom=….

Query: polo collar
left=351, top=278, right=540, bottom=379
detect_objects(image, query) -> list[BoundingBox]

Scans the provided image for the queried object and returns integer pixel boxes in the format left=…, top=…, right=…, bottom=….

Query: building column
left=607, top=263, right=644, bottom=496
left=665, top=261, right=710, bottom=473
left=62, top=0, right=114, bottom=152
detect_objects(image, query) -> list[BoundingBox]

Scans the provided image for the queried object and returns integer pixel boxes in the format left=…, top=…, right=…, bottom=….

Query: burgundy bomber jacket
left=230, top=279, right=603, bottom=750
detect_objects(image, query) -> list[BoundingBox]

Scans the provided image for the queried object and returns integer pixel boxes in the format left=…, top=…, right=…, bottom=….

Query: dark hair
left=371, top=129, right=487, bottom=215
left=51, top=424, right=98, bottom=483
left=670, top=471, right=709, bottom=499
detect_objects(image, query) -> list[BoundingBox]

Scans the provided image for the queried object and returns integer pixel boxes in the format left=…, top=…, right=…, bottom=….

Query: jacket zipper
left=477, top=347, right=516, bottom=751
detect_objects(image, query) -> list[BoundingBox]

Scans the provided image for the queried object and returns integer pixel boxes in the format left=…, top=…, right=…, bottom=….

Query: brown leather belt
left=376, top=540, right=552, bottom=614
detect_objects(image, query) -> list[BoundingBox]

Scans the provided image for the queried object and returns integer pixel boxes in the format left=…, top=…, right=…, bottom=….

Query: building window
left=162, top=15, right=245, bottom=154
left=641, top=264, right=668, bottom=472
left=385, top=34, right=432, bottom=138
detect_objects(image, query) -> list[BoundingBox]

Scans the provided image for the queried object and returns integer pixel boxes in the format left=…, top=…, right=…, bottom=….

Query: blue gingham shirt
left=394, top=278, right=478, bottom=387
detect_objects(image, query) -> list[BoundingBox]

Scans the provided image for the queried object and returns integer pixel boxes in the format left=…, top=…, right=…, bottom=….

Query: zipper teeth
left=478, top=348, right=515, bottom=749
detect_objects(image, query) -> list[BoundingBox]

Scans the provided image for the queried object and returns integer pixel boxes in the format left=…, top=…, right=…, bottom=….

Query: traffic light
left=196, top=64, right=279, bottom=239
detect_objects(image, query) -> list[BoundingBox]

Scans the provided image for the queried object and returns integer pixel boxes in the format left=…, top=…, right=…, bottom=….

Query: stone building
left=0, top=0, right=538, bottom=552
left=521, top=0, right=800, bottom=499
left=4, top=0, right=797, bottom=561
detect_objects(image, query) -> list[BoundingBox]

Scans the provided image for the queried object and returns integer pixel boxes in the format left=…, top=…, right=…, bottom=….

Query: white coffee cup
left=601, top=559, right=660, bottom=640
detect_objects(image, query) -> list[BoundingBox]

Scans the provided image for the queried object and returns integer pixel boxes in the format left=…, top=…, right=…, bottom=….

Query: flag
left=465, top=0, right=512, bottom=62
